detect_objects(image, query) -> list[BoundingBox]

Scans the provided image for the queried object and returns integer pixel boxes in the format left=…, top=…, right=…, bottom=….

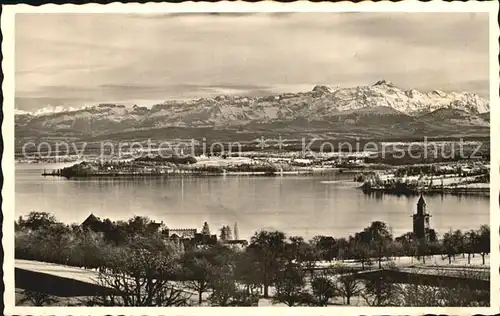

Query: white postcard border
left=2, top=1, right=499, bottom=315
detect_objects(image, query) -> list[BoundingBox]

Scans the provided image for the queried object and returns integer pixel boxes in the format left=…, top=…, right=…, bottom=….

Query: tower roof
left=417, top=193, right=426, bottom=206
left=82, top=213, right=99, bottom=225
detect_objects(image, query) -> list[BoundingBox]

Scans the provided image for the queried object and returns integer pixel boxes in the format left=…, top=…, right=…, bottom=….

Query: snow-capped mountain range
left=15, top=81, right=490, bottom=139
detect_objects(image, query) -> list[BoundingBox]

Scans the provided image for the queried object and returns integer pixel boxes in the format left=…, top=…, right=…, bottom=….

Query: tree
left=182, top=244, right=237, bottom=305
left=310, top=235, right=337, bottom=261
left=15, top=216, right=25, bottom=231
left=16, top=222, right=73, bottom=265
left=71, top=229, right=107, bottom=270
left=286, top=236, right=305, bottom=262
left=442, top=231, right=456, bottom=264
left=426, top=228, right=437, bottom=243
left=436, top=268, right=490, bottom=306
left=19, top=211, right=58, bottom=231
left=394, top=267, right=489, bottom=307
left=126, top=216, right=159, bottom=236
left=272, top=262, right=310, bottom=306
left=336, top=272, right=362, bottom=305
left=302, top=243, right=320, bottom=277
left=361, top=276, right=400, bottom=306
left=88, top=236, right=187, bottom=306
left=17, top=290, right=58, bottom=306
left=452, top=229, right=465, bottom=258
left=219, top=225, right=233, bottom=242
left=183, top=244, right=255, bottom=306
left=388, top=240, right=404, bottom=259
left=477, top=225, right=490, bottom=265
left=351, top=241, right=371, bottom=270
left=183, top=255, right=213, bottom=305
left=395, top=283, right=441, bottom=306
left=336, top=237, right=349, bottom=261
left=464, top=230, right=478, bottom=264
left=219, top=226, right=228, bottom=241
left=248, top=230, right=287, bottom=298
left=208, top=263, right=258, bottom=306
left=225, top=225, right=233, bottom=240
left=208, top=264, right=238, bottom=306
left=234, top=251, right=263, bottom=296
left=201, top=222, right=211, bottom=235
left=417, top=240, right=429, bottom=264
left=395, top=232, right=417, bottom=258
left=366, top=221, right=393, bottom=269
left=285, top=236, right=318, bottom=276
left=428, top=240, right=442, bottom=257
left=310, top=275, right=337, bottom=306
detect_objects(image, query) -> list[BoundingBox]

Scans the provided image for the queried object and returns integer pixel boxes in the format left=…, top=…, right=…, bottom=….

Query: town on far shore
left=32, top=139, right=490, bottom=197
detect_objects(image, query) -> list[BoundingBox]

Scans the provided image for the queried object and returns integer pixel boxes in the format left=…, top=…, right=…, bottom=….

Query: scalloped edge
left=2, top=1, right=499, bottom=315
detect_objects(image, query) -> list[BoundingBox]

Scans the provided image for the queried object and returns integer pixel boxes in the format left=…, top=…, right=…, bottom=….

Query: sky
left=15, top=12, right=490, bottom=112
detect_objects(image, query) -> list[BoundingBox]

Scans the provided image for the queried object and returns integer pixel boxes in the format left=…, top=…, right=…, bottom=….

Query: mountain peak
left=14, top=81, right=489, bottom=138
left=373, top=79, right=395, bottom=87
left=312, top=85, right=334, bottom=94
left=430, top=89, right=447, bottom=97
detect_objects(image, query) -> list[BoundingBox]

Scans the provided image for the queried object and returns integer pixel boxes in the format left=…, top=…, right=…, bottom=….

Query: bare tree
left=336, top=274, right=362, bottom=305
left=438, top=268, right=490, bottom=306
left=87, top=236, right=188, bottom=306
left=382, top=268, right=489, bottom=307
left=352, top=241, right=371, bottom=270
left=90, top=274, right=188, bottom=307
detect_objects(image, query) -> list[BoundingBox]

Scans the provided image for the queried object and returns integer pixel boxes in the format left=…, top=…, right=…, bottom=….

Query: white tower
left=234, top=222, right=239, bottom=240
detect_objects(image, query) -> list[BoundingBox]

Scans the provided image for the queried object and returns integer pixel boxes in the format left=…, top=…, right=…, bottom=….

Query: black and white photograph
left=2, top=2, right=499, bottom=313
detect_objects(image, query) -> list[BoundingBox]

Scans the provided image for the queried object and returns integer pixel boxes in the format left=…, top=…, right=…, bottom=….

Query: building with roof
left=223, top=239, right=249, bottom=250
left=413, top=193, right=431, bottom=241
left=165, top=228, right=197, bottom=239
left=81, top=213, right=104, bottom=232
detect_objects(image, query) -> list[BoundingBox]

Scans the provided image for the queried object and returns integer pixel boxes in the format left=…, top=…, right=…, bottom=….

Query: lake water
left=15, top=163, right=490, bottom=240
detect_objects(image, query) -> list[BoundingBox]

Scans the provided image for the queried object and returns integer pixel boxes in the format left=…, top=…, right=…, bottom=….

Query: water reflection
left=16, top=164, right=490, bottom=240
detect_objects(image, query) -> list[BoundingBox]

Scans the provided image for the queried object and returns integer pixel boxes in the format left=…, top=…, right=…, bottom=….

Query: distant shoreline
left=360, top=184, right=490, bottom=197
left=41, top=168, right=354, bottom=179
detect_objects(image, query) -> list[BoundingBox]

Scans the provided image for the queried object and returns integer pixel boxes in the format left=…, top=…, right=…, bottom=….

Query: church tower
left=413, top=193, right=431, bottom=240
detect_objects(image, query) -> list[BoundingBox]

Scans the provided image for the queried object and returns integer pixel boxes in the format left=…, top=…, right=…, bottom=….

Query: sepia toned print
left=2, top=1, right=499, bottom=315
